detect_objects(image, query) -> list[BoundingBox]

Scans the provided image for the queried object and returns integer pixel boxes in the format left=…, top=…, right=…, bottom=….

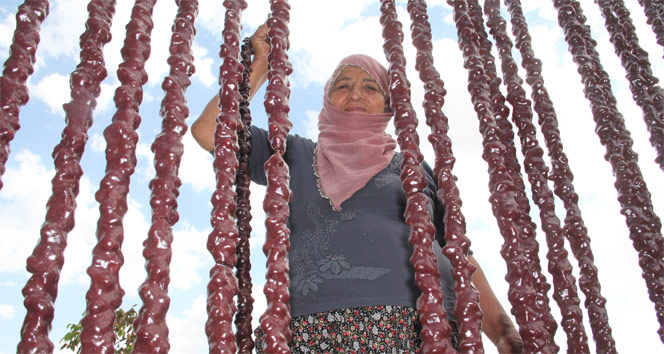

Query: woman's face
left=328, top=66, right=386, bottom=115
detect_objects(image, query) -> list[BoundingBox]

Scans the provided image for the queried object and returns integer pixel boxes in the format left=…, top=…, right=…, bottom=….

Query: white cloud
left=29, top=73, right=69, bottom=116
left=529, top=23, right=565, bottom=68
left=0, top=148, right=149, bottom=296
left=0, top=150, right=52, bottom=274
left=144, top=0, right=177, bottom=86
left=197, top=0, right=237, bottom=35
left=405, top=0, right=447, bottom=8
left=428, top=37, right=481, bottom=156
left=89, top=133, right=106, bottom=152
left=29, top=162, right=152, bottom=299
left=0, top=304, right=15, bottom=319
left=303, top=109, right=318, bottom=140
left=134, top=140, right=155, bottom=182
left=533, top=1, right=558, bottom=23
left=167, top=295, right=208, bottom=353
left=170, top=222, right=211, bottom=290
left=58, top=175, right=100, bottom=287
left=11, top=154, right=154, bottom=295
left=444, top=12, right=454, bottom=25
left=0, top=12, right=15, bottom=58
left=192, top=43, right=216, bottom=88
left=289, top=14, right=386, bottom=89
left=251, top=282, right=268, bottom=332
left=101, top=0, right=132, bottom=85
left=38, top=0, right=88, bottom=62
left=142, top=89, right=156, bottom=105
left=96, top=82, right=117, bottom=113
left=179, top=130, right=215, bottom=193
left=197, top=0, right=270, bottom=34
left=117, top=196, right=151, bottom=299
left=248, top=183, right=267, bottom=250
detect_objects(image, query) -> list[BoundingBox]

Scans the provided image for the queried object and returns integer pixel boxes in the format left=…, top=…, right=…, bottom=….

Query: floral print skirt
left=254, top=305, right=459, bottom=353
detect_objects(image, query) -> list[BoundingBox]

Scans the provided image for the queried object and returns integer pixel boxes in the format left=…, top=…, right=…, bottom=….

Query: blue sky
left=1, top=0, right=663, bottom=352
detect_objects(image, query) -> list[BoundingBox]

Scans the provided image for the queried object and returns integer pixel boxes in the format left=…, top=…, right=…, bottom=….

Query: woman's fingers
left=251, top=24, right=270, bottom=60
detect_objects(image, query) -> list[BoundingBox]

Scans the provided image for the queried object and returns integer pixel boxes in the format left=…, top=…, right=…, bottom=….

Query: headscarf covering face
left=315, top=54, right=397, bottom=211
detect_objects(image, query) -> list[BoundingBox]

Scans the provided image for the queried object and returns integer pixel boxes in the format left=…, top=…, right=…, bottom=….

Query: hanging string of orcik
left=449, top=0, right=557, bottom=351
left=503, top=0, right=614, bottom=351
left=234, top=36, right=256, bottom=354
left=407, top=0, right=483, bottom=352
left=380, top=0, right=460, bottom=352
left=555, top=0, right=664, bottom=345
left=15, top=0, right=119, bottom=352
left=131, top=0, right=199, bottom=352
left=484, top=0, right=598, bottom=352
left=2, top=0, right=663, bottom=353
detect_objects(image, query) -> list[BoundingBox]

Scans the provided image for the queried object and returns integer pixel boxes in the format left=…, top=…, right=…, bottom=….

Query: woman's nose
left=349, top=86, right=363, bottom=100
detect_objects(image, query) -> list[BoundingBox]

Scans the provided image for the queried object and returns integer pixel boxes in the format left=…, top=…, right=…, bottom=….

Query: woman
left=192, top=25, right=522, bottom=353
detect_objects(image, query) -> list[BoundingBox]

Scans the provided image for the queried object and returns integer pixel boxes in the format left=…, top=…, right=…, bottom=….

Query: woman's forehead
left=332, top=65, right=378, bottom=86
left=338, top=65, right=373, bottom=77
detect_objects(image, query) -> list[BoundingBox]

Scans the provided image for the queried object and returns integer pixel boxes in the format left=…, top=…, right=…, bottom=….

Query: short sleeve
left=248, top=125, right=272, bottom=186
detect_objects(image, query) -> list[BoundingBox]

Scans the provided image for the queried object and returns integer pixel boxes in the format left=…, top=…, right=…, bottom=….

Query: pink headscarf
left=315, top=54, right=397, bottom=211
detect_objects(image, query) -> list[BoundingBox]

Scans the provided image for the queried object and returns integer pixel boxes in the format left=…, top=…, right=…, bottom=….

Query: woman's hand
left=247, top=23, right=269, bottom=94
left=495, top=327, right=524, bottom=354
left=191, top=24, right=271, bottom=152
left=251, top=24, right=270, bottom=63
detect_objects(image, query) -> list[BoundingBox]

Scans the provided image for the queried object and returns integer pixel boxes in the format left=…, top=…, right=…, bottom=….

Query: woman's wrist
left=251, top=56, right=268, bottom=73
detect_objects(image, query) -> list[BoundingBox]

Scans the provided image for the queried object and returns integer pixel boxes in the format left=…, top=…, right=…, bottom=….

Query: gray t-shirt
left=248, top=125, right=457, bottom=321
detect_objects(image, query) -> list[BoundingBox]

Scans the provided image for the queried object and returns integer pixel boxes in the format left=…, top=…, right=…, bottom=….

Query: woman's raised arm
left=191, top=24, right=270, bottom=151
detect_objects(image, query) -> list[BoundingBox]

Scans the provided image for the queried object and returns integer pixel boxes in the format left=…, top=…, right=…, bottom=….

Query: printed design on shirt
left=291, top=202, right=391, bottom=296
left=373, top=152, right=402, bottom=188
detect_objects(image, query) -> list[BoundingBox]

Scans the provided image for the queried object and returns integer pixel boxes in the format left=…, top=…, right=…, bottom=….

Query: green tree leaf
left=59, top=306, right=137, bottom=354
